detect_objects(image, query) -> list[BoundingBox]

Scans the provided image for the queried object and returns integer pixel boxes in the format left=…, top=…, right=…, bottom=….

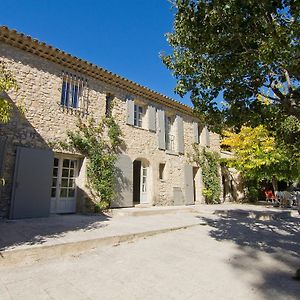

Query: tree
left=0, top=62, right=18, bottom=123
left=221, top=125, right=299, bottom=191
left=162, top=0, right=300, bottom=132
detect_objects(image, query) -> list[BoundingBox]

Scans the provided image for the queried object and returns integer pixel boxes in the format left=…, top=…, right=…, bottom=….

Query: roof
left=0, top=26, right=194, bottom=116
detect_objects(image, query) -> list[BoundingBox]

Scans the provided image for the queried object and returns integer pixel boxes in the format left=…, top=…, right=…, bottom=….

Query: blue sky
left=1, top=0, right=192, bottom=106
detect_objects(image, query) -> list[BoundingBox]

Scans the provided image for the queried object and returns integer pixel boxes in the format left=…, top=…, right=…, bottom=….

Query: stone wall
left=0, top=42, right=222, bottom=217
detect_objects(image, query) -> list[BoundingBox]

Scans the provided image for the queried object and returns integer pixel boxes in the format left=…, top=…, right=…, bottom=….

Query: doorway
left=193, top=167, right=200, bottom=203
left=133, top=159, right=149, bottom=205
left=50, top=156, right=78, bottom=213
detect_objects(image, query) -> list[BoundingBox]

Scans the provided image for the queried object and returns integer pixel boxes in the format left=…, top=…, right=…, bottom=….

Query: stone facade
left=0, top=27, right=222, bottom=218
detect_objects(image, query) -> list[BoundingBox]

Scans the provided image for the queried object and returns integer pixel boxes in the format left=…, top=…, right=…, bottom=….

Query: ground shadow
left=201, top=210, right=300, bottom=299
left=0, top=213, right=110, bottom=251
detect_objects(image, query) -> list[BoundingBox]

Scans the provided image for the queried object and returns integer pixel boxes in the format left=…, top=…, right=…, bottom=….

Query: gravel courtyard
left=1, top=211, right=299, bottom=300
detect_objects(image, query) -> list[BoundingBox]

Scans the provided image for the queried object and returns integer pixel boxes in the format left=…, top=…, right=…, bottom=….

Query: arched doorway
left=133, top=158, right=150, bottom=205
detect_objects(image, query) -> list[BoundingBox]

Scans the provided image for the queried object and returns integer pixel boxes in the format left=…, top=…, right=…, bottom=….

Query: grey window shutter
left=176, top=115, right=184, bottom=154
left=193, top=122, right=199, bottom=144
left=205, top=126, right=210, bottom=147
left=157, top=109, right=166, bottom=150
left=148, top=105, right=156, bottom=132
left=199, top=125, right=205, bottom=146
left=126, top=96, right=134, bottom=125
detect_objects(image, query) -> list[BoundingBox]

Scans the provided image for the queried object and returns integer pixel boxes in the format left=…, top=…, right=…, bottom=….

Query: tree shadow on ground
left=0, top=213, right=110, bottom=251
left=201, top=210, right=300, bottom=299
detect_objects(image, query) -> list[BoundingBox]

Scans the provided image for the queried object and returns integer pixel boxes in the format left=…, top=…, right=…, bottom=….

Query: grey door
left=10, top=147, right=53, bottom=219
left=184, top=164, right=194, bottom=205
left=111, top=154, right=133, bottom=208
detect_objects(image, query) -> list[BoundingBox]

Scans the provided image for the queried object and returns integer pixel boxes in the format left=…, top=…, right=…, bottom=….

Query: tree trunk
left=272, top=176, right=278, bottom=192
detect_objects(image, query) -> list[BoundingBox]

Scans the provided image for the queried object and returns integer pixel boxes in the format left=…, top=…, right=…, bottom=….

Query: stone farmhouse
left=0, top=26, right=224, bottom=219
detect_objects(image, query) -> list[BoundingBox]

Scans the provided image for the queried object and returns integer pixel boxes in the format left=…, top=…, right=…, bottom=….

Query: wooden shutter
left=176, top=115, right=184, bottom=154
left=112, top=154, right=133, bottom=208
left=126, top=97, right=134, bottom=125
left=10, top=147, right=53, bottom=219
left=157, top=109, right=166, bottom=150
left=184, top=164, right=194, bottom=205
left=0, top=136, right=7, bottom=176
left=193, top=122, right=199, bottom=144
left=199, top=124, right=205, bottom=146
left=148, top=105, right=156, bottom=132
left=205, top=126, right=210, bottom=147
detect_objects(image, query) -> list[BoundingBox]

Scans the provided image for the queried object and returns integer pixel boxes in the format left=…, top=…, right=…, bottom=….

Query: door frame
left=140, top=162, right=148, bottom=204
left=132, top=158, right=151, bottom=205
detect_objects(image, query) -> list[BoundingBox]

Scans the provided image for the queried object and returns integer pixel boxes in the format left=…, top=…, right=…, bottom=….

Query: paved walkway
left=0, top=203, right=298, bottom=266
left=0, top=206, right=299, bottom=299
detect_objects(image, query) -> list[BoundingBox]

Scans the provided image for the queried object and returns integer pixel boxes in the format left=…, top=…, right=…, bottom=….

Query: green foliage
left=192, top=144, right=221, bottom=203
left=65, top=115, right=122, bottom=210
left=162, top=0, right=300, bottom=132
left=244, top=179, right=261, bottom=203
left=0, top=61, right=19, bottom=123
left=222, top=125, right=299, bottom=184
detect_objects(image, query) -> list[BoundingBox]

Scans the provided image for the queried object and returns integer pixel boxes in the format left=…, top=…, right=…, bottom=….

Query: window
left=165, top=116, right=175, bottom=151
left=106, top=93, right=114, bottom=117
left=60, top=72, right=86, bottom=111
left=159, top=163, right=165, bottom=180
left=141, top=165, right=147, bottom=192
left=134, top=104, right=144, bottom=127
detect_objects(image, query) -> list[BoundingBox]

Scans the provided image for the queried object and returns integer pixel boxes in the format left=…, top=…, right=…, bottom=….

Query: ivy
left=62, top=110, right=122, bottom=211
left=192, top=144, right=221, bottom=204
left=0, top=61, right=19, bottom=123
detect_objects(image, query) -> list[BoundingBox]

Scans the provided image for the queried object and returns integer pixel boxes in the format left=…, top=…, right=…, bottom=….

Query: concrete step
left=0, top=221, right=206, bottom=267
left=109, top=205, right=198, bottom=217
left=214, top=209, right=292, bottom=220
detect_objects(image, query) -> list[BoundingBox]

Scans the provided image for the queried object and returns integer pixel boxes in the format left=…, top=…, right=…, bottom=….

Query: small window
left=159, top=163, right=165, bottom=180
left=106, top=93, right=114, bottom=117
left=134, top=104, right=144, bottom=127
left=60, top=72, right=86, bottom=111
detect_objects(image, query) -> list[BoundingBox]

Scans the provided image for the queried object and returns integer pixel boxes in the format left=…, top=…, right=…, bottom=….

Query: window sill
left=127, top=124, right=153, bottom=133
left=166, top=150, right=179, bottom=156
left=59, top=105, right=86, bottom=115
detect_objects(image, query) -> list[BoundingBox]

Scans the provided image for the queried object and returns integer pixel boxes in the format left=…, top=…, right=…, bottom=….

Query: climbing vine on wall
left=192, top=144, right=221, bottom=204
left=61, top=110, right=122, bottom=211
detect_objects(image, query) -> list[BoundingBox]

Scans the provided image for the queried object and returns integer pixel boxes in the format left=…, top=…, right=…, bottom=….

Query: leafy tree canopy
left=162, top=0, right=300, bottom=132
left=221, top=125, right=299, bottom=184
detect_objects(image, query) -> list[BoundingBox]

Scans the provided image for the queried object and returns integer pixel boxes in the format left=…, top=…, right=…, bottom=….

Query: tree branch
left=282, top=68, right=293, bottom=94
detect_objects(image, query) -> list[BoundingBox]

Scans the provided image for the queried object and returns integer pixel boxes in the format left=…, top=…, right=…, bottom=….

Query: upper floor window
left=134, top=104, right=144, bottom=127
left=105, top=93, right=114, bottom=117
left=60, top=72, right=88, bottom=114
